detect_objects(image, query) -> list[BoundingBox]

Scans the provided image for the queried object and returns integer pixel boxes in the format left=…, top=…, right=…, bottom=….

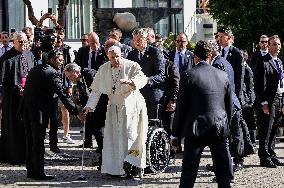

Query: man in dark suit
left=127, top=28, right=165, bottom=119
left=218, top=26, right=244, bottom=103
left=254, top=35, right=284, bottom=168
left=23, top=50, right=84, bottom=180
left=74, top=32, right=106, bottom=76
left=172, top=41, right=233, bottom=188
left=241, top=50, right=257, bottom=148
left=168, top=32, right=194, bottom=75
left=64, top=62, right=105, bottom=168
left=249, top=35, right=269, bottom=73
left=74, top=31, right=108, bottom=148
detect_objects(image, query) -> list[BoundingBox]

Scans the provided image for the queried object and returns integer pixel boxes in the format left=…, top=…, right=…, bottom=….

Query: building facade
left=0, top=0, right=216, bottom=50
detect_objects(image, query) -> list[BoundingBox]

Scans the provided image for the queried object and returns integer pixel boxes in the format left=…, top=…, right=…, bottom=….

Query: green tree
left=208, top=0, right=284, bottom=53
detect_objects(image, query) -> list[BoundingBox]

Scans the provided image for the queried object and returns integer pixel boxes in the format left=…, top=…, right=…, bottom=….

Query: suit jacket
left=249, top=50, right=262, bottom=73
left=0, top=48, right=36, bottom=90
left=242, top=63, right=255, bottom=108
left=254, top=53, right=281, bottom=106
left=160, top=59, right=180, bottom=104
left=168, top=49, right=194, bottom=73
left=127, top=45, right=165, bottom=102
left=212, top=55, right=241, bottom=110
left=173, top=61, right=232, bottom=140
left=225, top=46, right=244, bottom=102
left=74, top=45, right=106, bottom=72
left=23, top=64, right=78, bottom=121
left=73, top=68, right=108, bottom=126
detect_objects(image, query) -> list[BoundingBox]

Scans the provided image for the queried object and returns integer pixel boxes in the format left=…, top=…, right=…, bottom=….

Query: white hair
left=12, top=31, right=27, bottom=41
left=108, top=45, right=121, bottom=55
left=64, top=62, right=81, bottom=73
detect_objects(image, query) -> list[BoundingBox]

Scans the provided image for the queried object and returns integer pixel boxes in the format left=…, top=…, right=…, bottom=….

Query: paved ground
left=1, top=127, right=284, bottom=187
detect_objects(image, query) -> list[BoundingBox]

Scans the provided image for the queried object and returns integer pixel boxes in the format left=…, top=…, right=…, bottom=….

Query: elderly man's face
left=65, top=71, right=80, bottom=83
left=133, top=35, right=147, bottom=51
left=14, top=35, right=27, bottom=52
left=107, top=51, right=122, bottom=68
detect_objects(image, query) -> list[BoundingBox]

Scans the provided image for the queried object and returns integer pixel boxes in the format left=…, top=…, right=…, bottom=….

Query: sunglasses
left=80, top=39, right=88, bottom=41
left=176, top=40, right=187, bottom=43
left=260, top=41, right=268, bottom=43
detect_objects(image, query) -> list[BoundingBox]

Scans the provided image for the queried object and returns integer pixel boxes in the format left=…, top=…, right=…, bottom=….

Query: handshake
left=76, top=107, right=93, bottom=123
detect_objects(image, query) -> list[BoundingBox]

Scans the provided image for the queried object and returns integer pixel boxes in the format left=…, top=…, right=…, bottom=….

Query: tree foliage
left=208, top=0, right=284, bottom=53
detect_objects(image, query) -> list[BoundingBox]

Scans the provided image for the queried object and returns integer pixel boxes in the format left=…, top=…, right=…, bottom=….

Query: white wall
left=114, top=0, right=132, bottom=8
left=183, top=0, right=196, bottom=41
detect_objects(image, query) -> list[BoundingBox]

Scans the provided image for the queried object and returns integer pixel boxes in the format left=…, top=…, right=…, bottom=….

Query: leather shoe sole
left=271, top=158, right=284, bottom=166
left=260, top=161, right=277, bottom=168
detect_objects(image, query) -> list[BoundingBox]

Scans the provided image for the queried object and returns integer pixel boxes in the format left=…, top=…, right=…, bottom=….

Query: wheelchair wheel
left=146, top=127, right=170, bottom=173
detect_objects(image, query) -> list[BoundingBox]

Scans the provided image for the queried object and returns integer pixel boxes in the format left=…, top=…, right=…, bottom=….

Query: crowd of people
left=0, top=23, right=283, bottom=188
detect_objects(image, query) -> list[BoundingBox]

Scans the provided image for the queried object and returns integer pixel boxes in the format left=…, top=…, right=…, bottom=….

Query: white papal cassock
left=85, top=58, right=148, bottom=175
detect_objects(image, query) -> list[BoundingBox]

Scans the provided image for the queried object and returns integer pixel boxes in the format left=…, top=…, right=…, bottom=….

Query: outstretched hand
left=83, top=106, right=93, bottom=115
left=77, top=111, right=86, bottom=123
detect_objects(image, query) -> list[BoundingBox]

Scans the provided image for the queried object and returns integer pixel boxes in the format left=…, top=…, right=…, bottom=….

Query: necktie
left=90, top=51, right=96, bottom=69
left=178, top=52, right=183, bottom=73
left=221, top=48, right=225, bottom=57
left=4, top=47, right=7, bottom=53
left=274, top=59, right=283, bottom=88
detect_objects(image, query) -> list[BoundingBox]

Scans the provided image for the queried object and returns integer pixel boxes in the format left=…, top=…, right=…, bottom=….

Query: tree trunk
left=57, top=0, right=70, bottom=28
left=22, top=0, right=39, bottom=26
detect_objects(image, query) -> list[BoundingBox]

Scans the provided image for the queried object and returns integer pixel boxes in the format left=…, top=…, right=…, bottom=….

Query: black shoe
left=212, top=176, right=234, bottom=183
left=260, top=160, right=277, bottom=168
left=176, top=145, right=183, bottom=154
left=279, top=138, right=284, bottom=142
left=79, top=143, right=93, bottom=148
left=50, top=146, right=60, bottom=153
left=206, top=164, right=214, bottom=172
left=271, top=158, right=284, bottom=166
left=32, top=174, right=54, bottom=180
left=233, top=163, right=243, bottom=172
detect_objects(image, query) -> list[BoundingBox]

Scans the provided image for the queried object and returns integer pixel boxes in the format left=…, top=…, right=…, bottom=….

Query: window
left=49, top=0, right=93, bottom=40
left=98, top=0, right=113, bottom=8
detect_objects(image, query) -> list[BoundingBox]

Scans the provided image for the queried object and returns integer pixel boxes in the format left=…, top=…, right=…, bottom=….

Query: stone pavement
left=1, top=127, right=284, bottom=187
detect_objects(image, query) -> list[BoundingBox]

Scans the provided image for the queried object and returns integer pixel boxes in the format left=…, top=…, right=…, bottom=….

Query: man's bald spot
left=88, top=32, right=99, bottom=41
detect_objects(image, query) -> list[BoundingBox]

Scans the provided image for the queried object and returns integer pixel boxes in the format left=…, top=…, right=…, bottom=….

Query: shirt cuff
left=170, top=135, right=178, bottom=140
left=261, top=101, right=268, bottom=106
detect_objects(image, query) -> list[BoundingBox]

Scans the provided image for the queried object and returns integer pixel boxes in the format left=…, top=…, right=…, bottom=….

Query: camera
left=34, top=27, right=57, bottom=52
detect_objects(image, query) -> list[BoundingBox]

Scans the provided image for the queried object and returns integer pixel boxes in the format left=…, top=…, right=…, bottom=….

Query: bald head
left=88, top=32, right=100, bottom=51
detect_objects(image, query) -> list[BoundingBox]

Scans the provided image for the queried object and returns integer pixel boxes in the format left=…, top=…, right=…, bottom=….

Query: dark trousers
left=48, top=97, right=59, bottom=147
left=239, top=111, right=255, bottom=153
left=180, top=137, right=231, bottom=188
left=230, top=109, right=244, bottom=164
left=258, top=96, right=283, bottom=162
left=85, top=112, right=104, bottom=153
left=84, top=94, right=107, bottom=151
left=242, top=107, right=257, bottom=146
left=24, top=110, right=46, bottom=177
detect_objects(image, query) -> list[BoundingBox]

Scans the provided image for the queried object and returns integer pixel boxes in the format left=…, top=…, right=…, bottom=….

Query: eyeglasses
left=80, top=39, right=88, bottom=41
left=176, top=40, right=187, bottom=43
left=260, top=41, right=268, bottom=43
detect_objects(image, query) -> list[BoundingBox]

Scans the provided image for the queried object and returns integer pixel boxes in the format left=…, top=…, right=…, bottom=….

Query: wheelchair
left=145, top=105, right=171, bottom=174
